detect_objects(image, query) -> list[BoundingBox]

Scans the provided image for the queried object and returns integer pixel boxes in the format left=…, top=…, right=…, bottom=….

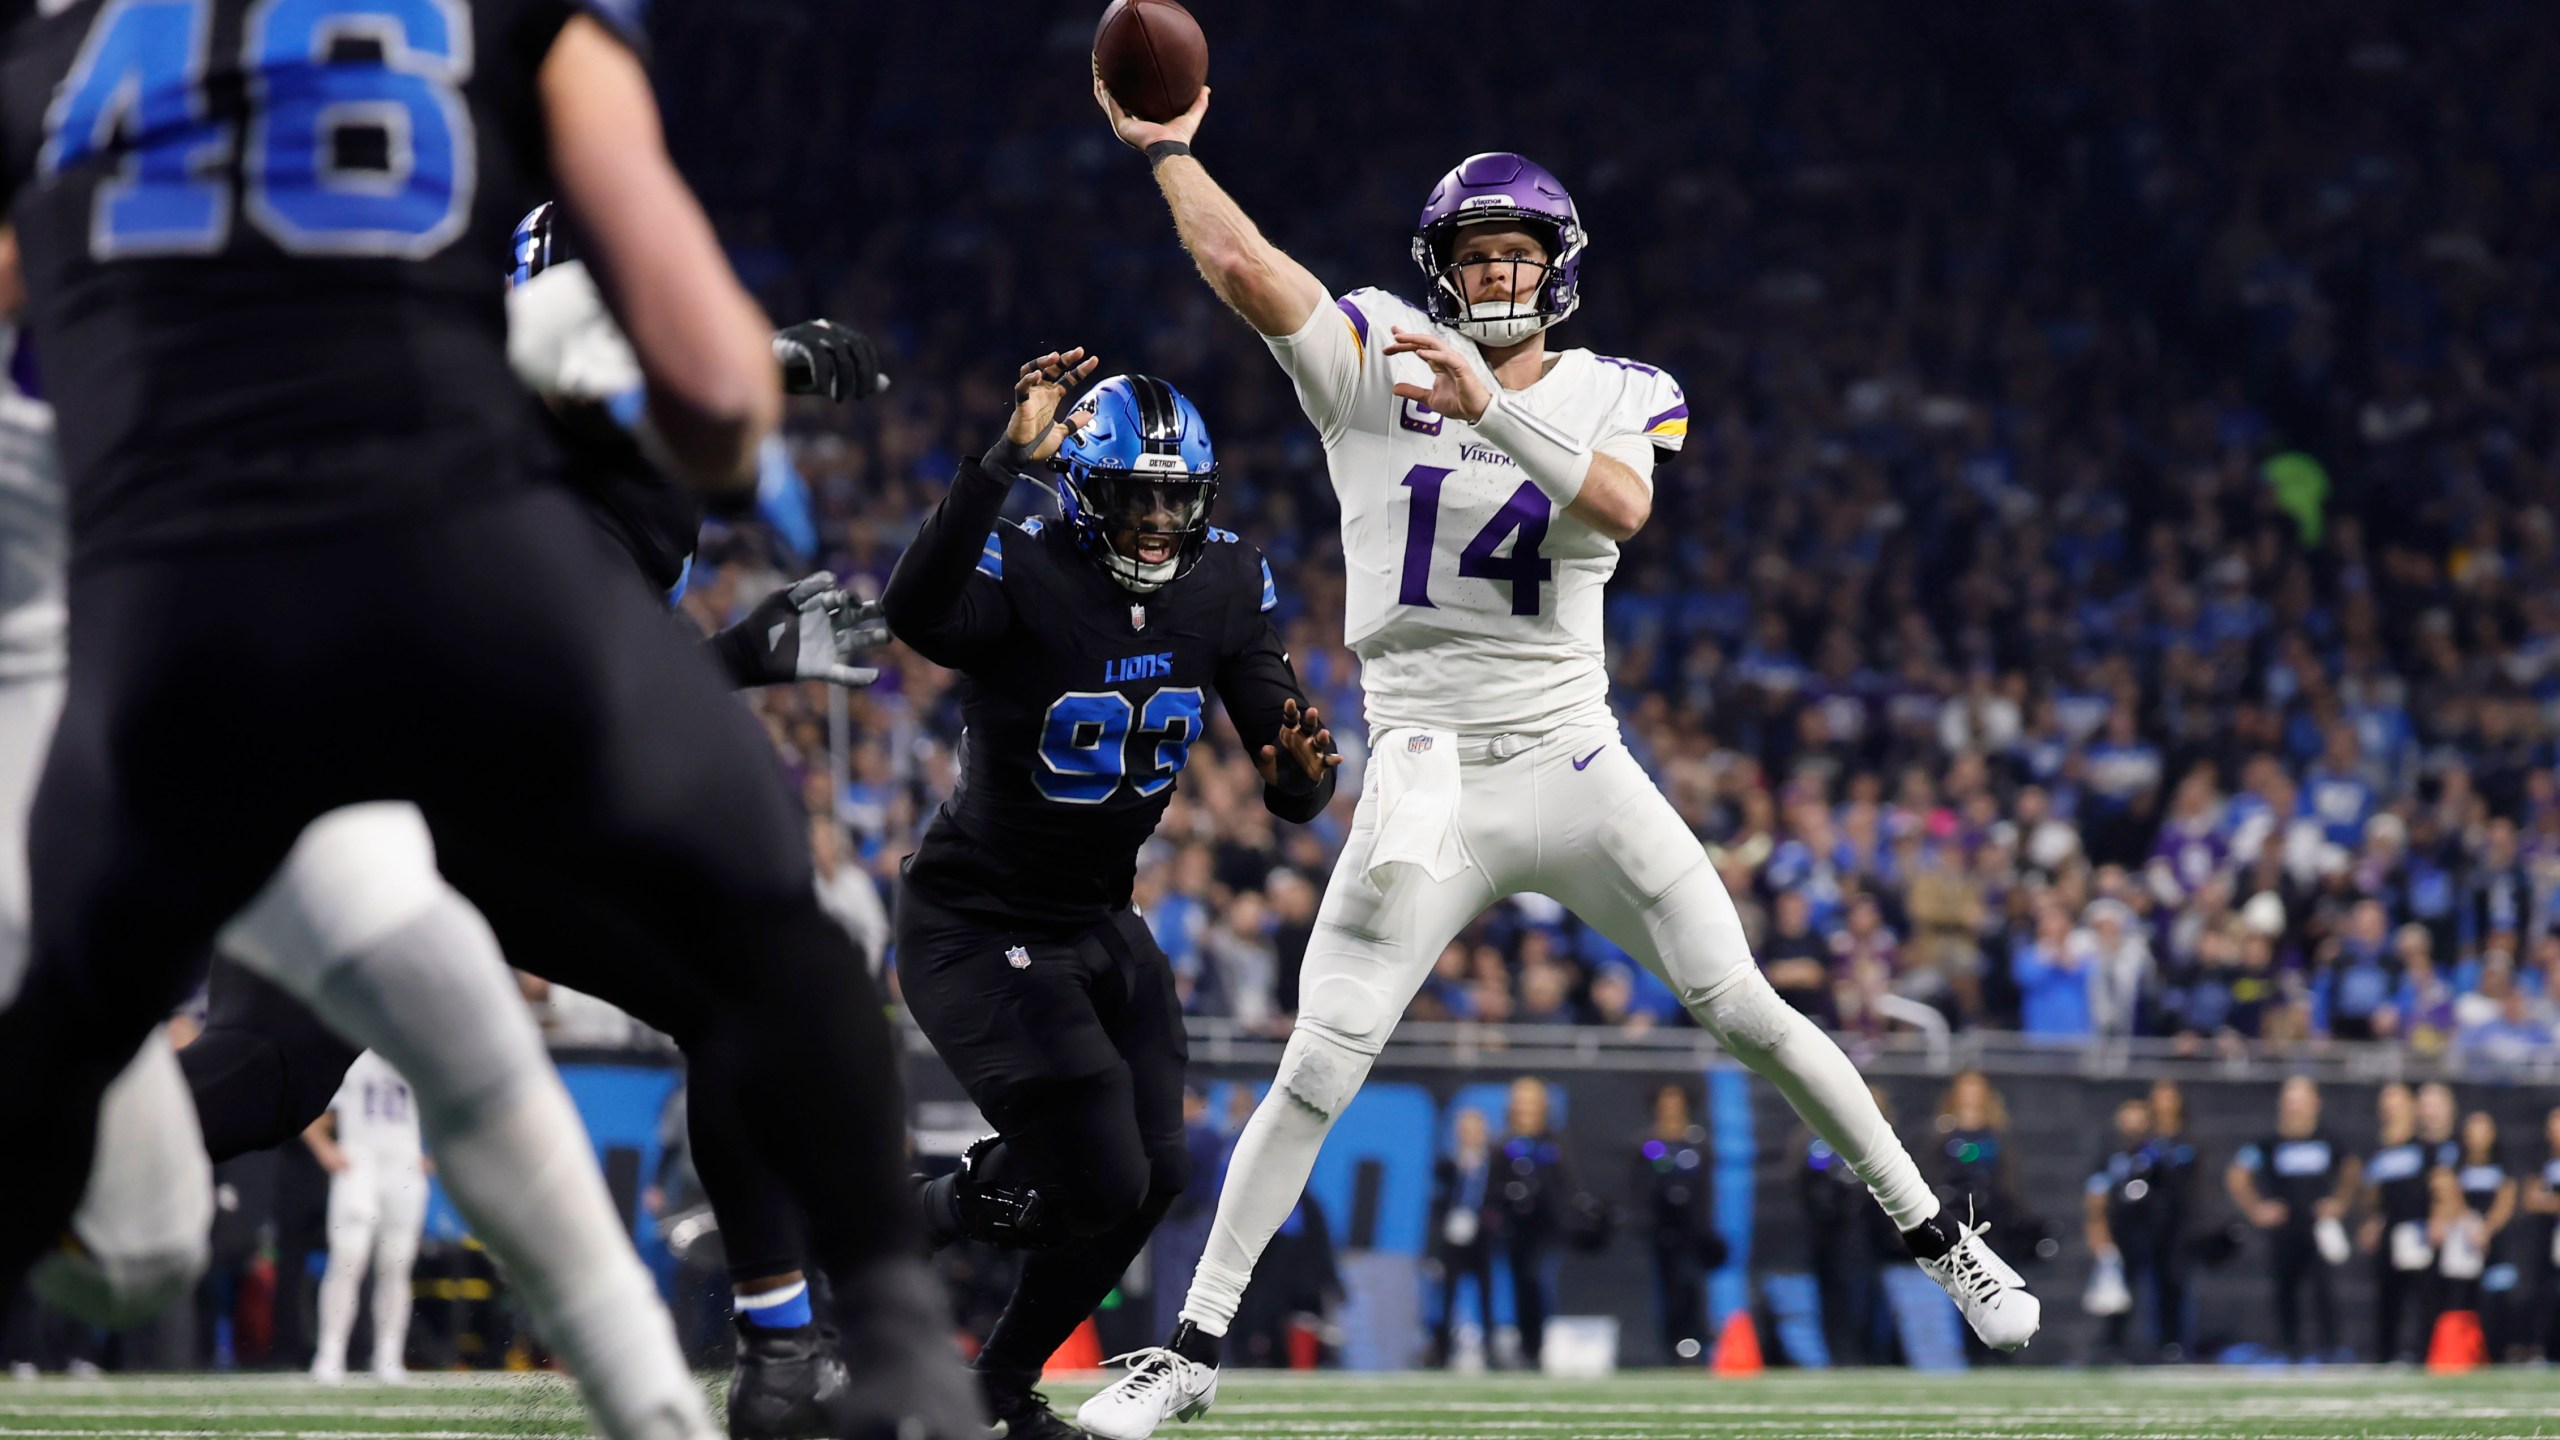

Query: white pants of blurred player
left=312, top=1160, right=428, bottom=1383
left=0, top=675, right=710, bottom=1436
left=0, top=672, right=214, bottom=1324
left=1183, top=723, right=1933, bottom=1332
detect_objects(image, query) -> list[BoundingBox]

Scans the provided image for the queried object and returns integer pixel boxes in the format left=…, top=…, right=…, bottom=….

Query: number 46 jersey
left=1264, top=287, right=1687, bottom=737
left=1, top=0, right=596, bottom=562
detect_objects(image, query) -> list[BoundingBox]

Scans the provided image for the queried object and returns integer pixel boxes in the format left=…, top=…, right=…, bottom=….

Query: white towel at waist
left=1364, top=727, right=1470, bottom=885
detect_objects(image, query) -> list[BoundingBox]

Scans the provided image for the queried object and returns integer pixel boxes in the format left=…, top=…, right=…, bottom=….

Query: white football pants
left=3, top=656, right=708, bottom=1439
left=1180, top=724, right=1937, bottom=1334
left=313, top=1162, right=428, bottom=1379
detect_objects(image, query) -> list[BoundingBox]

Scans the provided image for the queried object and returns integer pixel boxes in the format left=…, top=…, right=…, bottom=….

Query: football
left=1094, top=0, right=1207, bottom=123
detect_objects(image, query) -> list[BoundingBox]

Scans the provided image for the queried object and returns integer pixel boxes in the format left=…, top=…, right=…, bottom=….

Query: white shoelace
left=1938, top=1218, right=2012, bottom=1305
left=1099, top=1348, right=1200, bottom=1404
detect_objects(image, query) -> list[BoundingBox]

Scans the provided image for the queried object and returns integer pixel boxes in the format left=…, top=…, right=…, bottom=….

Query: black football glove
left=710, top=571, right=891, bottom=689
left=774, top=319, right=889, bottom=402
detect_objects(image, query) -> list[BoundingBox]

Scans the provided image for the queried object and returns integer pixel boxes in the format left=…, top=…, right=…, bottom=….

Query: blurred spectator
left=2141, top=1079, right=2199, bottom=1360
left=2012, top=902, right=2091, bottom=1038
left=2083, top=1096, right=2157, bottom=1362
left=1759, top=890, right=1835, bottom=1026
left=1486, top=1078, right=1574, bottom=1369
left=2522, top=1107, right=2560, bottom=1364
left=2227, top=1078, right=2356, bottom=1361
left=1426, top=1109, right=1496, bottom=1369
left=2358, top=1083, right=2440, bottom=1365
left=1932, top=1072, right=2029, bottom=1251
left=1632, top=1084, right=1719, bottom=1365
left=2443, top=1111, right=2519, bottom=1360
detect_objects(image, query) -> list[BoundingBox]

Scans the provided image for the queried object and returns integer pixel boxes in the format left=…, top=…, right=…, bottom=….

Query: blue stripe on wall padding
left=1707, top=1067, right=1753, bottom=1327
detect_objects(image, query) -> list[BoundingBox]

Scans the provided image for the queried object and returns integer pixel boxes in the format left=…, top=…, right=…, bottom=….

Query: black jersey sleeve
left=881, top=452, right=1017, bottom=668
left=1215, top=549, right=1336, bottom=825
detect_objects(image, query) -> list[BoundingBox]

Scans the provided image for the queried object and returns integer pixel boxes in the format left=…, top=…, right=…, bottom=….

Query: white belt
left=1459, top=732, right=1534, bottom=763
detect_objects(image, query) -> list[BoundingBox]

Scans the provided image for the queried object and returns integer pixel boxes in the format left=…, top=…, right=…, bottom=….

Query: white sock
left=302, top=895, right=716, bottom=1440
left=1179, top=1085, right=1341, bottom=1338
left=1694, top=970, right=1939, bottom=1232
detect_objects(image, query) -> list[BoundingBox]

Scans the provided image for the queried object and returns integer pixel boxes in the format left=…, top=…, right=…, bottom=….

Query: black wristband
left=982, top=434, right=1040, bottom=478
left=1144, top=139, right=1192, bottom=168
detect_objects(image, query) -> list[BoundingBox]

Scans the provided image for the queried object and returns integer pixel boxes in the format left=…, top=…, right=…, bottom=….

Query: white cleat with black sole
left=1917, top=1212, right=2040, bottom=1350
left=1074, top=1348, right=1218, bottom=1440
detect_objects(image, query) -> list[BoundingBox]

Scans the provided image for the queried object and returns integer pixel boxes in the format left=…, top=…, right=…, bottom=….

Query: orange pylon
left=2426, top=1309, right=2486, bottom=1373
left=1711, top=1310, right=1764, bottom=1376
left=1044, top=1317, right=1104, bottom=1376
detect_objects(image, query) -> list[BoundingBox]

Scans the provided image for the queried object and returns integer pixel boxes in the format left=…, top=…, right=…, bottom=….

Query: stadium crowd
left=656, top=0, right=2560, bottom=1062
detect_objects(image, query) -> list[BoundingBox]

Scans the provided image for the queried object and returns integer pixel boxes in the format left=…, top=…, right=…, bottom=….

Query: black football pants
left=0, top=487, right=908, bottom=1304
left=895, top=882, right=1189, bottom=1378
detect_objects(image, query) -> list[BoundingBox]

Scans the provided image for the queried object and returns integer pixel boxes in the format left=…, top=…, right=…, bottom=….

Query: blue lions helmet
left=1052, top=374, right=1219, bottom=593
left=509, top=202, right=559, bottom=287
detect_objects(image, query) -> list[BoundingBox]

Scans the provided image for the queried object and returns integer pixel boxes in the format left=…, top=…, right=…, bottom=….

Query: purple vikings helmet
left=1412, top=152, right=1587, bottom=347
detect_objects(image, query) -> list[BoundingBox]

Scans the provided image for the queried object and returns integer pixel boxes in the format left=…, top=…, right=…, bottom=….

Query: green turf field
left=5, top=1367, right=2560, bottom=1439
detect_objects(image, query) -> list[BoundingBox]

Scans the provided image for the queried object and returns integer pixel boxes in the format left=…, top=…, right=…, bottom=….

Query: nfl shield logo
left=1006, top=945, right=1031, bottom=970
left=1129, top=604, right=1147, bottom=632
left=1407, top=734, right=1434, bottom=754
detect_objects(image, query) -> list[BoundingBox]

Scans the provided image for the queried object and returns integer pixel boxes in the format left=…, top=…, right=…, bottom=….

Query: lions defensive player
left=884, top=354, right=1336, bottom=1440
left=1080, top=85, right=2038, bottom=1437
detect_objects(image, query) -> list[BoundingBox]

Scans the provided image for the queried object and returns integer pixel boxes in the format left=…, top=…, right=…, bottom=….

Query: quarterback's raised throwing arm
left=1097, top=78, right=1653, bottom=541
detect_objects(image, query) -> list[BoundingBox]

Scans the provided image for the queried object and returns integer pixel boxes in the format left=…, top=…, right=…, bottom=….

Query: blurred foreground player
left=182, top=202, right=897, bottom=1439
left=1081, top=81, right=2037, bottom=1438
left=882, top=354, right=1337, bottom=1439
left=0, top=5, right=972, bottom=1438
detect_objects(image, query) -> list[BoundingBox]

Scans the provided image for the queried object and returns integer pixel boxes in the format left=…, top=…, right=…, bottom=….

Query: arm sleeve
left=1217, top=578, right=1337, bottom=825
left=1262, top=292, right=1379, bottom=444
left=880, top=454, right=1016, bottom=670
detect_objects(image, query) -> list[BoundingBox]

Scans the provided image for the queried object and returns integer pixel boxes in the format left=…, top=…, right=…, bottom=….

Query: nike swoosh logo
left=1573, top=746, right=1606, bottom=771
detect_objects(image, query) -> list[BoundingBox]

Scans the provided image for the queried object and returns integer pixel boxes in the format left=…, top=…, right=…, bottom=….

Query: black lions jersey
left=0, top=0, right=601, bottom=562
left=883, top=453, right=1334, bottom=930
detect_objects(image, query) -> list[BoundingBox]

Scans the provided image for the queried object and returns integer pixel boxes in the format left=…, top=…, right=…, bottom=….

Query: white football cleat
left=1074, top=1348, right=1219, bottom=1440
left=1917, top=1212, right=2041, bottom=1350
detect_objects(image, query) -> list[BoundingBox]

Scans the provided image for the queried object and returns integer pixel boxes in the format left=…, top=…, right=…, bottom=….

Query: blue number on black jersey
left=42, top=0, right=474, bottom=259
left=1032, top=685, right=1202, bottom=805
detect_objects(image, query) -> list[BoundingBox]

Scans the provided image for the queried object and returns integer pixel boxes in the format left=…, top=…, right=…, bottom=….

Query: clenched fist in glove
left=774, top=320, right=890, bottom=403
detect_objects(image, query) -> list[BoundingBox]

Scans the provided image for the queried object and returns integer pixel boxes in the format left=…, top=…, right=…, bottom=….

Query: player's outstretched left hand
left=1009, top=347, right=1103, bottom=460
left=718, top=571, right=892, bottom=689
left=1385, top=326, right=1493, bottom=423
left=1256, top=697, right=1341, bottom=792
left=775, top=319, right=889, bottom=402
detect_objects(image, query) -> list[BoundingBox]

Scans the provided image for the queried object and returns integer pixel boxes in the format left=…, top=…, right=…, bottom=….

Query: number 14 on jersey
left=1398, top=465, right=1554, bottom=617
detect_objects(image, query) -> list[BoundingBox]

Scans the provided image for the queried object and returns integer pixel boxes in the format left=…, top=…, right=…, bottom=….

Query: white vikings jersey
left=1264, top=288, right=1686, bottom=735
left=328, top=1050, right=424, bottom=1172
left=0, top=333, right=63, bottom=681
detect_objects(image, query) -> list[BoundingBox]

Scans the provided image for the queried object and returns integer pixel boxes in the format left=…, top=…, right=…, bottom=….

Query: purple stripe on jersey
left=1335, top=297, right=1370, bottom=346
left=1644, top=402, right=1689, bottom=431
